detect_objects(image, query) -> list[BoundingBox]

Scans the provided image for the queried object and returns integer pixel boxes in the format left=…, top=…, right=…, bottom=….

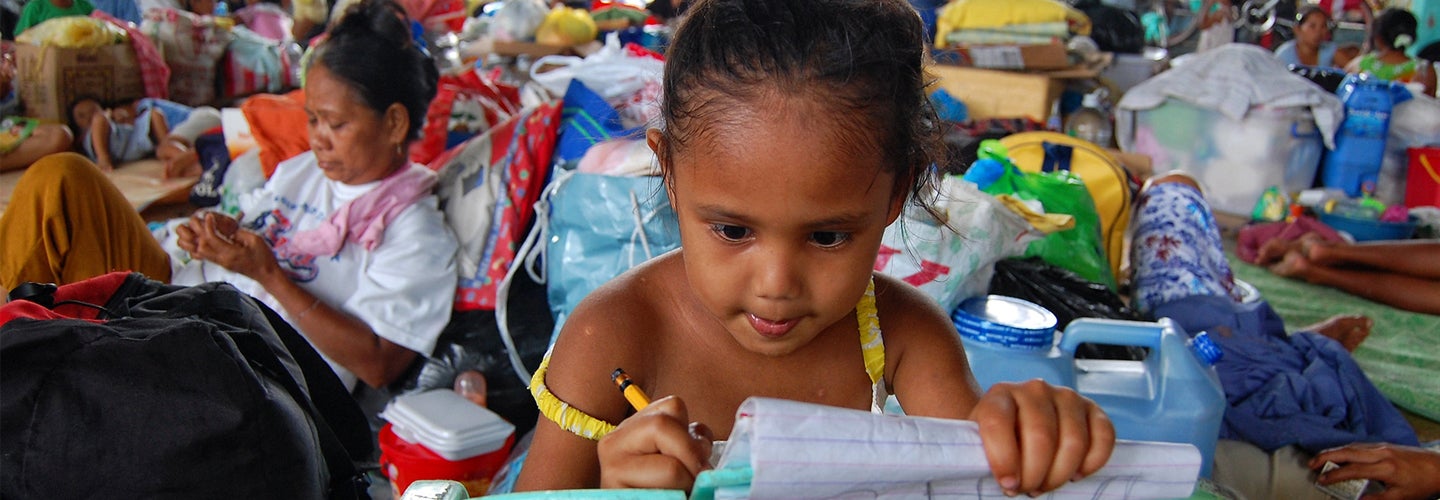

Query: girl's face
left=1296, top=13, right=1331, bottom=47
left=303, top=64, right=407, bottom=185
left=657, top=96, right=905, bottom=358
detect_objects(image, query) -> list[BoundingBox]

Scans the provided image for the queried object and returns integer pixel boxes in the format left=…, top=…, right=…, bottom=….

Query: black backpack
left=1, top=272, right=372, bottom=499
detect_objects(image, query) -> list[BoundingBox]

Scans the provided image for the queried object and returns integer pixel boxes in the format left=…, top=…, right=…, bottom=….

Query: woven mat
left=0, top=159, right=195, bottom=217
left=1226, top=252, right=1440, bottom=423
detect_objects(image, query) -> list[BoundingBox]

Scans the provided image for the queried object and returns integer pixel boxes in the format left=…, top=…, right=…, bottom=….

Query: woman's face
left=303, top=64, right=406, bottom=185
left=1296, top=13, right=1331, bottom=48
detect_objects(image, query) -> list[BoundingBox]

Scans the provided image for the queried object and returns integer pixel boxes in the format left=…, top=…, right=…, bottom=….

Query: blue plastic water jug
left=1322, top=74, right=1412, bottom=197
left=957, top=304, right=1226, bottom=478
left=1060, top=318, right=1225, bottom=478
left=953, top=295, right=1075, bottom=391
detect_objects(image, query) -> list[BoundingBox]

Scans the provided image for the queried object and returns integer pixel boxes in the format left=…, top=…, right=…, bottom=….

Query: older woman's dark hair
left=311, top=0, right=438, bottom=142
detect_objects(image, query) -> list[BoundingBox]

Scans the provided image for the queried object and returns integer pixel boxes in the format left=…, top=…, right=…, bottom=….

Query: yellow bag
left=15, top=17, right=127, bottom=48
left=999, top=132, right=1133, bottom=281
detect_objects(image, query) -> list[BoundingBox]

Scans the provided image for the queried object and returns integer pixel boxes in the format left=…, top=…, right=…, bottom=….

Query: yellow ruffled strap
left=858, top=278, right=884, bottom=386
left=530, top=354, right=618, bottom=441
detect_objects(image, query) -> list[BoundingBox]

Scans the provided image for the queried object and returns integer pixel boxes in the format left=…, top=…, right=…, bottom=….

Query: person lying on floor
left=1254, top=236, right=1440, bottom=316
left=70, top=97, right=221, bottom=178
left=0, top=46, right=71, bottom=172
left=0, top=0, right=455, bottom=395
left=1129, top=172, right=1421, bottom=500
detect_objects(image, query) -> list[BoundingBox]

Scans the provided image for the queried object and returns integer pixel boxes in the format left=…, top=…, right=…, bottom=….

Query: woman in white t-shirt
left=0, top=0, right=456, bottom=392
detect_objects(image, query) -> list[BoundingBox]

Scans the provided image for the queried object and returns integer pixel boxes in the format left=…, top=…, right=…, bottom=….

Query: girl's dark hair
left=1372, top=8, right=1418, bottom=51
left=657, top=0, right=943, bottom=205
left=310, top=0, right=438, bottom=142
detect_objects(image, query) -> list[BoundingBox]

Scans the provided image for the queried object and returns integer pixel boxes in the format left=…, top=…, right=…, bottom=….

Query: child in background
left=514, top=0, right=1115, bottom=494
left=13, top=0, right=94, bottom=36
left=1345, top=8, right=1437, bottom=96
left=1194, top=0, right=1236, bottom=52
left=71, top=97, right=216, bottom=177
left=1, top=43, right=72, bottom=172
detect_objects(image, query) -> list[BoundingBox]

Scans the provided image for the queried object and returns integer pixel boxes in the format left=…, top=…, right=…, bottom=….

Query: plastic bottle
left=1061, top=318, right=1226, bottom=478
left=1322, top=74, right=1412, bottom=197
left=1295, top=188, right=1348, bottom=209
left=1063, top=91, right=1113, bottom=147
left=1323, top=196, right=1384, bottom=220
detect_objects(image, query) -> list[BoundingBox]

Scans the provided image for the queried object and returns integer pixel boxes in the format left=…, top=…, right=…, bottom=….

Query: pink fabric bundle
left=91, top=10, right=170, bottom=99
left=1236, top=216, right=1346, bottom=264
left=285, top=163, right=438, bottom=257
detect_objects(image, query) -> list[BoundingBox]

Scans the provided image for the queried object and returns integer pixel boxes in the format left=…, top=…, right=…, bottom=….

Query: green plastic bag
left=982, top=164, right=1117, bottom=290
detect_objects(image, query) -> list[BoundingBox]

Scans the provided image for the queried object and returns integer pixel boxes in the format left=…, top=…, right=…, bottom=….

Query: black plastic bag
left=988, top=257, right=1144, bottom=360
left=389, top=258, right=553, bottom=438
left=1074, top=0, right=1144, bottom=54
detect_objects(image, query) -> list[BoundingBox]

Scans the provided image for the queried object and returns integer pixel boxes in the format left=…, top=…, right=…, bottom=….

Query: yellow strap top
left=530, top=278, right=885, bottom=441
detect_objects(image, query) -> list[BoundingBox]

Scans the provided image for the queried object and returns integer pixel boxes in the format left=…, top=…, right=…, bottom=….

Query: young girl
left=514, top=0, right=1115, bottom=495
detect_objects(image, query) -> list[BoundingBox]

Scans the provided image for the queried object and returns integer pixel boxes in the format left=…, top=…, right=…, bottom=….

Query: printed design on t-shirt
left=249, top=208, right=320, bottom=283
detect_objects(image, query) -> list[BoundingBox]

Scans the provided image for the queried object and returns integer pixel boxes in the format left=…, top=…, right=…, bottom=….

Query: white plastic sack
left=529, top=32, right=664, bottom=106
left=875, top=177, right=1042, bottom=312
left=489, top=0, right=548, bottom=42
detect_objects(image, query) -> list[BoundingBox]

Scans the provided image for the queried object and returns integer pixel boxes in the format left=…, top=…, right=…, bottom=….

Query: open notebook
left=690, top=397, right=1202, bottom=500
left=411, top=397, right=1202, bottom=500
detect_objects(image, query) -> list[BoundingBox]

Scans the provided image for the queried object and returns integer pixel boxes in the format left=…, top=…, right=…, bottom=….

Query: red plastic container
left=379, top=423, right=514, bottom=498
left=1408, top=147, right=1440, bottom=209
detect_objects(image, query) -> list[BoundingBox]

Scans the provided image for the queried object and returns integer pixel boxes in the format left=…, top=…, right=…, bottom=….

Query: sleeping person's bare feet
left=1268, top=248, right=1312, bottom=279
left=1256, top=238, right=1294, bottom=266
left=1300, top=314, right=1373, bottom=352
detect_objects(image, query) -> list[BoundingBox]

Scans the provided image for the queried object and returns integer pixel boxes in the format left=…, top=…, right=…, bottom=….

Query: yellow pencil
left=612, top=368, right=651, bottom=411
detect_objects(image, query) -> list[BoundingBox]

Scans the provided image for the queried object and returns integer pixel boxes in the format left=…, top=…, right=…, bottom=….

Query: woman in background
left=0, top=0, right=456, bottom=395
left=1275, top=6, right=1359, bottom=69
left=1345, top=8, right=1436, bottom=96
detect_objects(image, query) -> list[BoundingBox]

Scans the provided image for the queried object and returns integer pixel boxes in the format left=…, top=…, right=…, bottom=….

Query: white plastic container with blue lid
left=381, top=389, right=515, bottom=461
left=953, top=295, right=1076, bottom=390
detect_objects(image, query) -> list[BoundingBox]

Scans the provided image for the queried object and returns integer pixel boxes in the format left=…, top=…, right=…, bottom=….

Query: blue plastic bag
left=543, top=172, right=681, bottom=338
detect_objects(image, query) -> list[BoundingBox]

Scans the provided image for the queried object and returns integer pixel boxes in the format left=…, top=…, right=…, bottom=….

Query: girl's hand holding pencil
left=597, top=370, right=714, bottom=491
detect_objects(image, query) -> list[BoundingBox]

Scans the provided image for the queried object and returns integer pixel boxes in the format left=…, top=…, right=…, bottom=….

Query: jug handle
left=1059, top=318, right=1175, bottom=352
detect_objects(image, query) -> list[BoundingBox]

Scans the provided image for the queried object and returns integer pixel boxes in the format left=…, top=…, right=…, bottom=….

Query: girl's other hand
left=596, top=395, right=714, bottom=490
left=970, top=379, right=1115, bottom=497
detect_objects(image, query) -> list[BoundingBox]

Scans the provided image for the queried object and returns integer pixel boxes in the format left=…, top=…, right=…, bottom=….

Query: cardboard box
left=15, top=43, right=144, bottom=123
left=929, top=64, right=1061, bottom=122
left=938, top=42, right=1071, bottom=71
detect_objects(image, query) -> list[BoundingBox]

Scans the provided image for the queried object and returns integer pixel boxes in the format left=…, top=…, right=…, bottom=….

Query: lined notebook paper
left=697, top=397, right=1201, bottom=499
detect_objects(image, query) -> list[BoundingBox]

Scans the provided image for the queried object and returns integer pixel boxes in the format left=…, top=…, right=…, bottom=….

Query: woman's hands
left=597, top=396, right=714, bottom=490
left=175, top=211, right=281, bottom=283
left=970, top=379, right=1115, bottom=497
left=1310, top=443, right=1440, bottom=500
